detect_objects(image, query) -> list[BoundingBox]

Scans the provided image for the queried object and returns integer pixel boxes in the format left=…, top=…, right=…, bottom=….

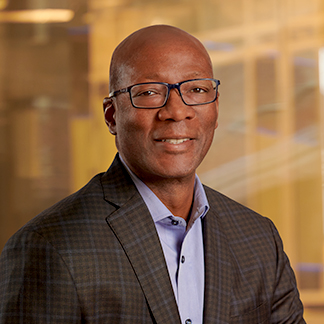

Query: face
left=105, top=29, right=219, bottom=185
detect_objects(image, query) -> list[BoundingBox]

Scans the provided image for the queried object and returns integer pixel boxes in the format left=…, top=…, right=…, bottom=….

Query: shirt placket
left=177, top=218, right=204, bottom=324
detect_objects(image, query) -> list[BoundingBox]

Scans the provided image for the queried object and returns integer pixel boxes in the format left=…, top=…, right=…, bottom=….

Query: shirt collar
left=119, top=155, right=209, bottom=226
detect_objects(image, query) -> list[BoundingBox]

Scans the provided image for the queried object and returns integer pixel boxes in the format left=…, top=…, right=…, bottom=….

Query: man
left=0, top=25, right=304, bottom=323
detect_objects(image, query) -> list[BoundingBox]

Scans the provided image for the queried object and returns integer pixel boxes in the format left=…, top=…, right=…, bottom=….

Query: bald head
left=109, top=25, right=212, bottom=92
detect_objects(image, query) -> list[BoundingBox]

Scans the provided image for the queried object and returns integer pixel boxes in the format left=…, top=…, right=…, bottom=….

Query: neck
left=144, top=175, right=196, bottom=221
left=118, top=155, right=196, bottom=221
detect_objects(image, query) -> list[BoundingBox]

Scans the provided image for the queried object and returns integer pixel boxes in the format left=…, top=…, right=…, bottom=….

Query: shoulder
left=202, top=186, right=304, bottom=322
left=3, top=155, right=138, bottom=253
left=27, top=172, right=107, bottom=227
left=203, top=185, right=271, bottom=224
left=3, top=172, right=113, bottom=251
left=203, top=185, right=278, bottom=247
left=203, top=186, right=288, bottom=290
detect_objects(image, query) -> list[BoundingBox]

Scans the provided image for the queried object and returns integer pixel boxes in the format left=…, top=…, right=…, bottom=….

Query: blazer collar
left=203, top=188, right=232, bottom=324
left=101, top=154, right=181, bottom=324
left=101, top=154, right=136, bottom=207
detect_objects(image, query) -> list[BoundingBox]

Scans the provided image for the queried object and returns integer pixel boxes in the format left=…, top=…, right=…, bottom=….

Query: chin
left=156, top=166, right=196, bottom=180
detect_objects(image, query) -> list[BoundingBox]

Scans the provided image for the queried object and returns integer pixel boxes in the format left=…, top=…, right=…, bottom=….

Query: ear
left=103, top=97, right=117, bottom=135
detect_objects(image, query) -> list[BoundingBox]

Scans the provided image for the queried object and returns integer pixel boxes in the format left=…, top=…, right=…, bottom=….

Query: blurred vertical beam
left=242, top=0, right=258, bottom=208
left=319, top=0, right=324, bottom=284
left=0, top=24, right=8, bottom=250
left=69, top=0, right=117, bottom=192
left=319, top=46, right=324, bottom=288
left=274, top=0, right=296, bottom=264
left=88, top=1, right=117, bottom=175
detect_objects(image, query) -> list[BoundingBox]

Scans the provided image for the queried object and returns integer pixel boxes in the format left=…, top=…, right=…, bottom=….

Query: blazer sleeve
left=0, top=229, right=81, bottom=323
left=268, top=219, right=305, bottom=324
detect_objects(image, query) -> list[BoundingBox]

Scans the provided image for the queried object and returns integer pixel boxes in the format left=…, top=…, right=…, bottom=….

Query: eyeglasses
left=108, top=78, right=220, bottom=109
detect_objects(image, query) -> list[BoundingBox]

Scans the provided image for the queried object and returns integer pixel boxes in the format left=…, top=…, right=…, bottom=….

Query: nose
left=157, top=89, right=195, bottom=121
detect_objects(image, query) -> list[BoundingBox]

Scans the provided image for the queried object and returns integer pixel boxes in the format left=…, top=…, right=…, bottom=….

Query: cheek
left=115, top=109, right=152, bottom=149
left=203, top=106, right=218, bottom=131
left=199, top=107, right=218, bottom=149
left=211, top=105, right=219, bottom=130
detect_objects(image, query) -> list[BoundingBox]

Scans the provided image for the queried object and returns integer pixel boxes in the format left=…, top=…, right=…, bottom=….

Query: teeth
left=161, top=138, right=190, bottom=144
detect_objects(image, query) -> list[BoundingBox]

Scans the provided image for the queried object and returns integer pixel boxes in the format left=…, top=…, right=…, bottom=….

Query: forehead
left=127, top=43, right=211, bottom=83
left=112, top=28, right=213, bottom=86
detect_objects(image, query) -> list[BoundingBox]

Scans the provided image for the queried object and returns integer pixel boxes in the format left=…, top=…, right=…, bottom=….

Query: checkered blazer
left=0, top=154, right=304, bottom=323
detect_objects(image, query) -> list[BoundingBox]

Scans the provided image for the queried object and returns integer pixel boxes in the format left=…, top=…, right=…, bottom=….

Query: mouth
left=159, top=138, right=191, bottom=144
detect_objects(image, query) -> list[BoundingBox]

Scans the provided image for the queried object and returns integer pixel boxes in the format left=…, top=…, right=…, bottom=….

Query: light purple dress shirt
left=120, top=157, right=209, bottom=324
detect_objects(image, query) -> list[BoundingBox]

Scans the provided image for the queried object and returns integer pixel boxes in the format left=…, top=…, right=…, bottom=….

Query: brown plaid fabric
left=0, top=154, right=305, bottom=323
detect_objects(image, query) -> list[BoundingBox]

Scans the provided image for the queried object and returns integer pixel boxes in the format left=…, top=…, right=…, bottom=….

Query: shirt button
left=181, top=255, right=185, bottom=263
left=171, top=220, right=179, bottom=225
left=185, top=319, right=192, bottom=324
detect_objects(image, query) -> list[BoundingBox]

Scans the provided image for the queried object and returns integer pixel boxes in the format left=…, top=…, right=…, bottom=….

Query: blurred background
left=0, top=0, right=323, bottom=322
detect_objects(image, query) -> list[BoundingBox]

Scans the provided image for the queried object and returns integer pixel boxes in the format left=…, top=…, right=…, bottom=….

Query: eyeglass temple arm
left=108, top=87, right=129, bottom=99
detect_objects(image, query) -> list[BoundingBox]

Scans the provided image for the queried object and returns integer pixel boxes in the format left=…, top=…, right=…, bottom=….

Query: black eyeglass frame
left=108, top=78, right=220, bottom=109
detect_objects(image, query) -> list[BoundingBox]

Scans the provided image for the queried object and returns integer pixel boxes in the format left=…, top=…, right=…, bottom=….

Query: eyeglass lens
left=130, top=79, right=217, bottom=108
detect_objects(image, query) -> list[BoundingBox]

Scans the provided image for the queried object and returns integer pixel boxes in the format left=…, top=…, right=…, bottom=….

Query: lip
left=153, top=137, right=195, bottom=153
left=157, top=138, right=191, bottom=144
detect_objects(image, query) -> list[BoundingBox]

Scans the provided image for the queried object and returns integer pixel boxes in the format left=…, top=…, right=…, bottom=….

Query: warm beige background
left=0, top=0, right=323, bottom=322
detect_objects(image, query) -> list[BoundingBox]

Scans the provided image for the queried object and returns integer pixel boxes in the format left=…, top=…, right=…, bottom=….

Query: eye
left=132, top=86, right=162, bottom=97
left=136, top=90, right=157, bottom=97
left=190, top=87, right=207, bottom=93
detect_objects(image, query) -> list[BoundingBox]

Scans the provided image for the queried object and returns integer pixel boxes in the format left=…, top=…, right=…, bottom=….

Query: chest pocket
left=230, top=303, right=270, bottom=324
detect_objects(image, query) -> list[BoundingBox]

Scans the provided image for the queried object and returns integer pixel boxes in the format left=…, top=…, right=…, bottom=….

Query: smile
left=160, top=138, right=191, bottom=144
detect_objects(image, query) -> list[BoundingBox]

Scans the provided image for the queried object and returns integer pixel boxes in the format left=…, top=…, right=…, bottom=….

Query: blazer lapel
left=202, top=202, right=232, bottom=324
left=102, top=156, right=181, bottom=324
